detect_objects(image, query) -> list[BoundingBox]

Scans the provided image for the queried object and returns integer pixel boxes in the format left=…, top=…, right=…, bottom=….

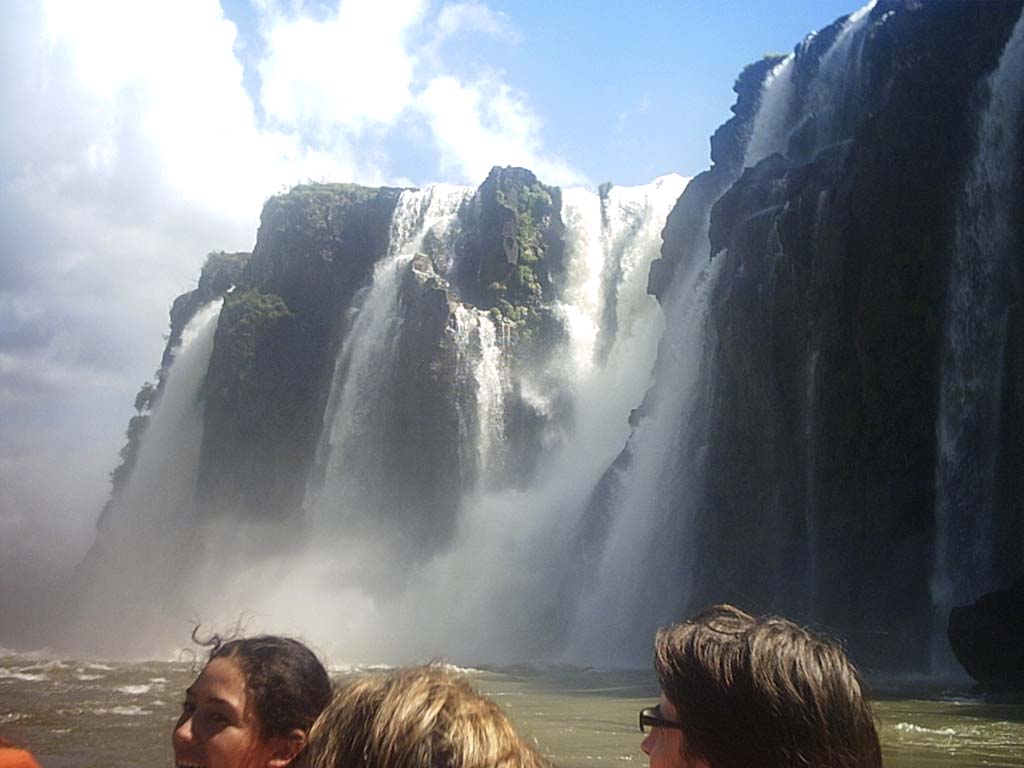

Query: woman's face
left=173, top=656, right=273, bottom=768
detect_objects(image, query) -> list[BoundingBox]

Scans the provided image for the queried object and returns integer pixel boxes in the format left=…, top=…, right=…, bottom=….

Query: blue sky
left=0, top=0, right=866, bottom=579
left=212, top=0, right=862, bottom=186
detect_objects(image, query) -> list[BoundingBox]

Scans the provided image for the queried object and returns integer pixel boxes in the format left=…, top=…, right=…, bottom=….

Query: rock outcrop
left=949, top=579, right=1024, bottom=686
left=197, top=184, right=402, bottom=520
left=639, top=0, right=1024, bottom=671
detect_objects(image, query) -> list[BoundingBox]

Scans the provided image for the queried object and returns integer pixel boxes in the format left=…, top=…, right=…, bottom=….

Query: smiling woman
left=172, top=635, right=332, bottom=768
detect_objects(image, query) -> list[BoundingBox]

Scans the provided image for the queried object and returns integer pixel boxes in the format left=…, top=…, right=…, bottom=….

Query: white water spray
left=307, top=185, right=472, bottom=527
left=99, top=300, right=223, bottom=541
left=566, top=243, right=725, bottom=666
left=244, top=175, right=690, bottom=663
left=78, top=300, right=223, bottom=652
left=453, top=305, right=507, bottom=483
left=803, top=0, right=878, bottom=155
left=745, top=54, right=796, bottom=167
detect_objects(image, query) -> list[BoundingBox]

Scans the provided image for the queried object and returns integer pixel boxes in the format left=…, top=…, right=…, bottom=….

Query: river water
left=2, top=654, right=1022, bottom=767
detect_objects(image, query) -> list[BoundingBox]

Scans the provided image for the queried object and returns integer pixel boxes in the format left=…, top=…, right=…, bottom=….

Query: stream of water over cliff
left=931, top=6, right=1024, bottom=671
left=75, top=301, right=223, bottom=649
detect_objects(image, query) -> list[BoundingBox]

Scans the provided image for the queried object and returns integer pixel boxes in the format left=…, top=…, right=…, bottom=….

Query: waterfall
left=100, top=300, right=223, bottom=541
left=800, top=0, right=877, bottom=156
left=452, top=305, right=507, bottom=485
left=559, top=2, right=887, bottom=655
left=565, top=238, right=725, bottom=666
left=746, top=0, right=878, bottom=168
left=745, top=54, right=796, bottom=167
left=78, top=300, right=223, bottom=651
left=77, top=175, right=690, bottom=662
left=306, top=250, right=412, bottom=525
left=306, top=185, right=471, bottom=528
left=273, top=175, right=688, bottom=662
left=931, top=8, right=1024, bottom=670
left=558, top=175, right=689, bottom=409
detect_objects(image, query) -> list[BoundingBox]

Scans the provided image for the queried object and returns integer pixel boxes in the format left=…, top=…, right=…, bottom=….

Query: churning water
left=1, top=653, right=1022, bottom=768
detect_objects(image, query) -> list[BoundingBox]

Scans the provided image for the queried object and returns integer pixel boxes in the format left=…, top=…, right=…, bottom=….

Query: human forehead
left=188, top=657, right=250, bottom=710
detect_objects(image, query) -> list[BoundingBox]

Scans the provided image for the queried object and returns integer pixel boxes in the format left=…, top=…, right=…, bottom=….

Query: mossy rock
left=455, top=167, right=565, bottom=352
left=261, top=183, right=384, bottom=235
left=216, top=290, right=293, bottom=383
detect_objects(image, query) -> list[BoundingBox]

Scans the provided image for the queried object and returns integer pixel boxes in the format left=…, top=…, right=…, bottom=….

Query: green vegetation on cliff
left=457, top=166, right=565, bottom=348
left=262, top=183, right=383, bottom=234
left=216, top=290, right=292, bottom=387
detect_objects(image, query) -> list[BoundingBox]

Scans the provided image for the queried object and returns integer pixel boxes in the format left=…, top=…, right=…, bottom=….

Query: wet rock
left=949, top=580, right=1024, bottom=686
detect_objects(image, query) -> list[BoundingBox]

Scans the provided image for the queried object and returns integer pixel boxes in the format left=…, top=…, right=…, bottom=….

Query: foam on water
left=896, top=723, right=957, bottom=737
left=0, top=668, right=47, bottom=682
left=116, top=684, right=152, bottom=695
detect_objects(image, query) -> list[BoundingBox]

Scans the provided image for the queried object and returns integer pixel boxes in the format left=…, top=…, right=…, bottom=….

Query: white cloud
left=434, top=1, right=517, bottom=46
left=0, top=0, right=581, bottom=597
left=417, top=75, right=585, bottom=186
left=259, top=0, right=427, bottom=140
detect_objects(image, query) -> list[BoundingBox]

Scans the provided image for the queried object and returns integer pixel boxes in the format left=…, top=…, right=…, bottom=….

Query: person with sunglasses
left=639, top=604, right=881, bottom=768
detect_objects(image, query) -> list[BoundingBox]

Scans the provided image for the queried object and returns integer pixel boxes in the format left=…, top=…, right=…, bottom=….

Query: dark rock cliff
left=102, top=169, right=568, bottom=542
left=197, top=184, right=402, bottom=521
left=643, top=0, right=1024, bottom=671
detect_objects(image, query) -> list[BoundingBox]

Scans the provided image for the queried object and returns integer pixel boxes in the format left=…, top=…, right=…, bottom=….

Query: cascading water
left=77, top=300, right=223, bottom=650
left=719, top=0, right=884, bottom=622
left=306, top=185, right=472, bottom=529
left=744, top=0, right=878, bottom=170
left=218, top=174, right=692, bottom=663
left=98, top=300, right=223, bottom=543
left=931, top=7, right=1024, bottom=671
left=566, top=247, right=726, bottom=666
left=398, top=175, right=692, bottom=662
left=452, top=305, right=507, bottom=485
left=558, top=176, right=689, bottom=420
left=563, top=5, right=885, bottom=660
left=744, top=53, right=795, bottom=168
left=797, top=0, right=877, bottom=158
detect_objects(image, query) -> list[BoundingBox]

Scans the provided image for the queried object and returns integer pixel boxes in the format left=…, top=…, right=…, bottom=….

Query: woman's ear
left=266, top=729, right=307, bottom=768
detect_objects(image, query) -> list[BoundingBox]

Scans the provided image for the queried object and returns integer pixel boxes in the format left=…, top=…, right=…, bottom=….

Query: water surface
left=2, top=656, right=1021, bottom=767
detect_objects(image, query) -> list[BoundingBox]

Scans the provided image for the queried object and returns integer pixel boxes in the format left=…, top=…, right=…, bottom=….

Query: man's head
left=645, top=604, right=881, bottom=768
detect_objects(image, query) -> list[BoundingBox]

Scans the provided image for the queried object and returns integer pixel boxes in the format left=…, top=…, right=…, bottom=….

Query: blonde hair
left=300, top=664, right=549, bottom=768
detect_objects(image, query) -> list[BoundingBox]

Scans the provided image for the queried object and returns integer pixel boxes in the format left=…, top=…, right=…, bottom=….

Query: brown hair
left=203, top=633, right=332, bottom=739
left=653, top=604, right=881, bottom=768
left=299, top=664, right=549, bottom=768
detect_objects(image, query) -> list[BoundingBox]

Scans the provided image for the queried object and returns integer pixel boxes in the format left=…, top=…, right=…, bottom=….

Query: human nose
left=641, top=731, right=654, bottom=756
left=173, top=712, right=195, bottom=747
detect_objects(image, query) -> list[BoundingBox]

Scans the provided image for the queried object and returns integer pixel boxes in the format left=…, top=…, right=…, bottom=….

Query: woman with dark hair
left=173, top=634, right=332, bottom=768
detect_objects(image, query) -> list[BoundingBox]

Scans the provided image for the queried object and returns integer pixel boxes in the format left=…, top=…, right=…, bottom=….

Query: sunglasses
left=639, top=706, right=685, bottom=734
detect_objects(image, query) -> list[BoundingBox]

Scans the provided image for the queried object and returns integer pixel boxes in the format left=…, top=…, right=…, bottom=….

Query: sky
left=0, top=0, right=863, bottom=584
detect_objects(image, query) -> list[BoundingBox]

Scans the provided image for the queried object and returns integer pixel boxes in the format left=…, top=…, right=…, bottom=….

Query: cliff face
left=107, top=169, right=568, bottom=541
left=643, top=0, right=1024, bottom=670
left=93, top=1, right=1023, bottom=669
left=198, top=185, right=403, bottom=521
